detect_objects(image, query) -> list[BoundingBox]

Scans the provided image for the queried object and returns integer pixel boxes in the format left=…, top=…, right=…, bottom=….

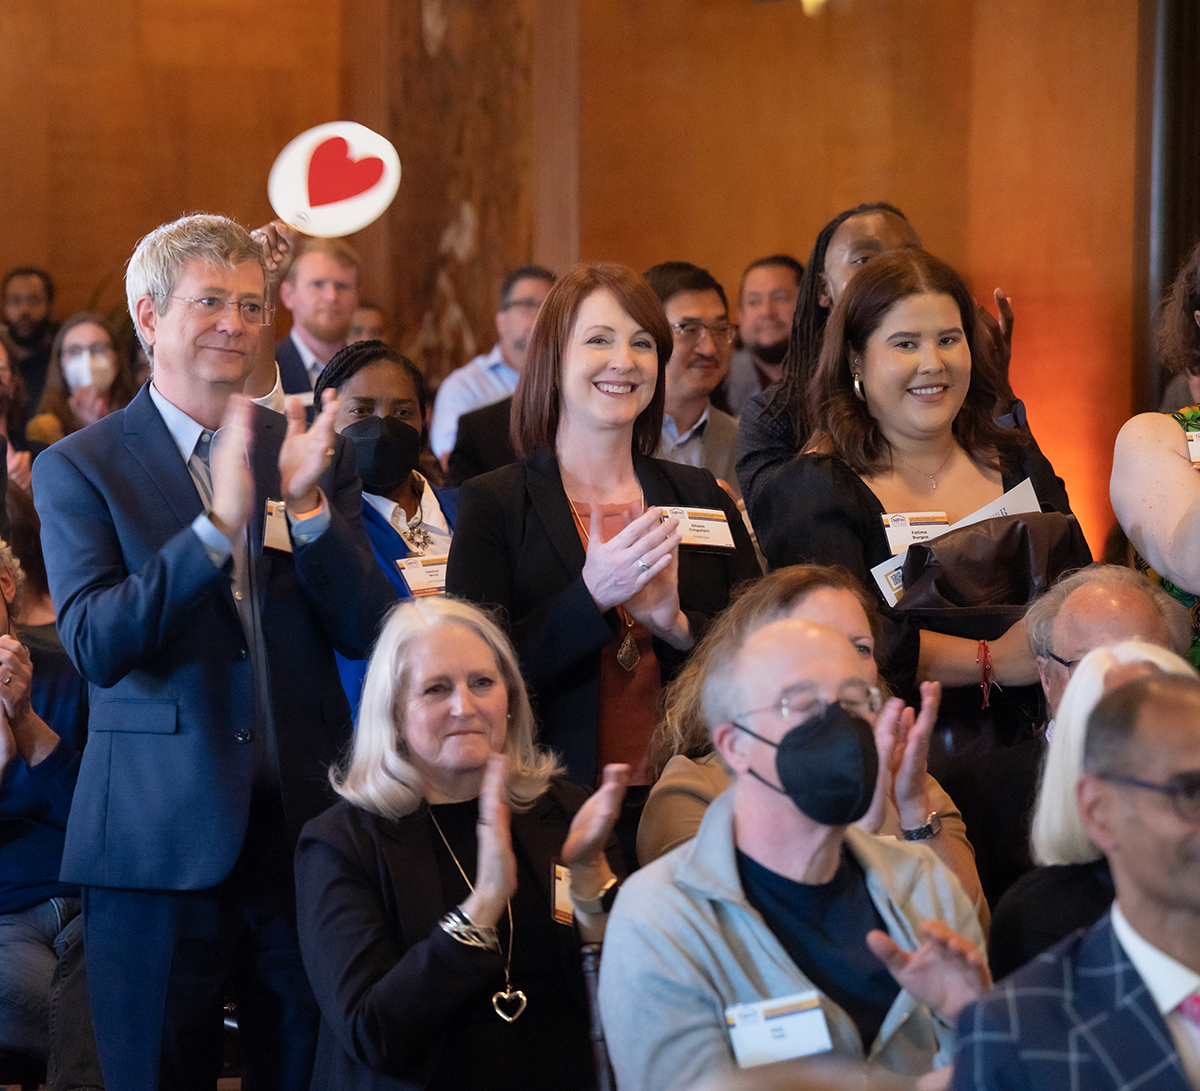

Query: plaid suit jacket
left=951, top=911, right=1191, bottom=1090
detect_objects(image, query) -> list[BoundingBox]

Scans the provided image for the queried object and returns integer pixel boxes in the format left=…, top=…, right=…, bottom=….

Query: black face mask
left=342, top=416, right=422, bottom=495
left=734, top=702, right=878, bottom=826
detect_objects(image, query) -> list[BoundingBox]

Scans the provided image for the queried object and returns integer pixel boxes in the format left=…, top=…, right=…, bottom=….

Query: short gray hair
left=1025, top=564, right=1191, bottom=660
left=0, top=537, right=25, bottom=620
left=125, top=214, right=264, bottom=355
left=331, top=597, right=563, bottom=819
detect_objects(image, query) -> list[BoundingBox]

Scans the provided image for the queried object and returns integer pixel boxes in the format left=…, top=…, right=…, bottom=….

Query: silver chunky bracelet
left=439, top=905, right=501, bottom=952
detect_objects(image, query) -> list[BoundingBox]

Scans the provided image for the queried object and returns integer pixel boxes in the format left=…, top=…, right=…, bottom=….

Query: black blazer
left=446, top=396, right=518, bottom=486
left=295, top=782, right=614, bottom=1091
left=446, top=449, right=761, bottom=782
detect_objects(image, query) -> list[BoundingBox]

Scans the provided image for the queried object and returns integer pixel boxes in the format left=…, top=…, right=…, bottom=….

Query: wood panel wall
left=578, top=0, right=1141, bottom=554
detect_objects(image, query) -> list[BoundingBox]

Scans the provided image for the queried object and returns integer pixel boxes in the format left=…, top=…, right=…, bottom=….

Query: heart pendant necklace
left=430, top=810, right=527, bottom=1023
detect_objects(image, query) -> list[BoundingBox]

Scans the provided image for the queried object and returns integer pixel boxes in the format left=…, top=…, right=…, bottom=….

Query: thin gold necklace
left=567, top=490, right=645, bottom=672
left=429, top=808, right=526, bottom=1022
left=897, top=445, right=956, bottom=490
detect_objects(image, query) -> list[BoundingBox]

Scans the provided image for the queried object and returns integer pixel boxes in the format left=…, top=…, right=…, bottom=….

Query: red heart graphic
left=307, top=137, right=385, bottom=207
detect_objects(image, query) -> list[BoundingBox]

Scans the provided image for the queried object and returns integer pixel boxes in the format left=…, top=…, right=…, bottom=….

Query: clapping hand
left=867, top=919, right=991, bottom=1025
left=278, top=389, right=339, bottom=515
left=461, top=753, right=518, bottom=930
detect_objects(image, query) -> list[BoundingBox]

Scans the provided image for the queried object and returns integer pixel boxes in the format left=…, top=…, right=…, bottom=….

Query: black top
left=296, top=779, right=619, bottom=1091
left=446, top=448, right=761, bottom=783
left=735, top=382, right=796, bottom=519
left=447, top=396, right=518, bottom=486
left=987, top=857, right=1114, bottom=981
left=738, top=847, right=900, bottom=1050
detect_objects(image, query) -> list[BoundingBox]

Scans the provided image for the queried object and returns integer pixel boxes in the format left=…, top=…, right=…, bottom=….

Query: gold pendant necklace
left=568, top=491, right=645, bottom=673
left=429, top=809, right=526, bottom=1022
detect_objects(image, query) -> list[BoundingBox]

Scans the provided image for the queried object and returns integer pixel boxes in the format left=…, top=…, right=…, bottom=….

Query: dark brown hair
left=805, top=248, right=1025, bottom=475
left=511, top=262, right=672, bottom=458
left=39, top=312, right=137, bottom=435
left=1156, top=239, right=1200, bottom=377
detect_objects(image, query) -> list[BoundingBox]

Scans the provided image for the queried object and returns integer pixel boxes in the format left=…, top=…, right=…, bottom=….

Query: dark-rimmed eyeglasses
left=1096, top=771, right=1200, bottom=823
left=167, top=296, right=275, bottom=326
left=670, top=320, right=736, bottom=346
left=1047, top=650, right=1081, bottom=676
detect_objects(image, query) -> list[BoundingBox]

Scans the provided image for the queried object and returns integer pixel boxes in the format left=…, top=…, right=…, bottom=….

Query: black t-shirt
left=737, top=846, right=901, bottom=1050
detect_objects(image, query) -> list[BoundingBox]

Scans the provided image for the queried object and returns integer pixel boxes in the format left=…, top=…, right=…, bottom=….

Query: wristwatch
left=571, top=876, right=620, bottom=915
left=900, top=812, right=943, bottom=841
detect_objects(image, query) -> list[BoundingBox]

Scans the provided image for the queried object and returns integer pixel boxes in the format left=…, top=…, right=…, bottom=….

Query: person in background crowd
left=2, top=267, right=58, bottom=413
left=27, top=313, right=138, bottom=446
left=0, top=340, right=34, bottom=492
left=430, top=266, right=555, bottom=469
left=348, top=301, right=388, bottom=345
left=276, top=237, right=361, bottom=397
left=644, top=262, right=743, bottom=500
left=721, top=254, right=803, bottom=416
left=313, top=339, right=457, bottom=710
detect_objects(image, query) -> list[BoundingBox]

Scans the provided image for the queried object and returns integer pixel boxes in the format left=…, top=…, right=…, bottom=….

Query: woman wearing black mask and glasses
left=314, top=341, right=457, bottom=710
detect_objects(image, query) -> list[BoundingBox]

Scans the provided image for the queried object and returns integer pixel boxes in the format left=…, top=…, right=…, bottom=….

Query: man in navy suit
left=953, top=670, right=1200, bottom=1090
left=32, top=214, right=394, bottom=1091
left=275, top=237, right=360, bottom=397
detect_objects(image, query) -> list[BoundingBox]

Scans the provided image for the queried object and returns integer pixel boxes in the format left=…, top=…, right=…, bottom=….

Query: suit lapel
left=122, top=387, right=205, bottom=531
left=510, top=793, right=562, bottom=911
left=634, top=451, right=679, bottom=510
left=379, top=812, right=451, bottom=942
left=525, top=448, right=586, bottom=575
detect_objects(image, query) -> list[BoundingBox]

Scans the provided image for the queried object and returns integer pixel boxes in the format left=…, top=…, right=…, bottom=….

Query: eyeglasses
left=167, top=296, right=276, bottom=326
left=1096, top=771, right=1200, bottom=823
left=1046, top=650, right=1081, bottom=676
left=499, top=297, right=542, bottom=314
left=62, top=342, right=114, bottom=359
left=731, top=680, right=882, bottom=734
left=670, top=320, right=736, bottom=345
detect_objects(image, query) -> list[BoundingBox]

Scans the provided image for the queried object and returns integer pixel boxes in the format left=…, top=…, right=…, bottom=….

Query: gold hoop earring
left=853, top=373, right=866, bottom=402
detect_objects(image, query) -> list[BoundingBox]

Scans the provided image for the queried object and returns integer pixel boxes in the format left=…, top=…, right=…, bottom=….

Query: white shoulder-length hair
left=1030, top=639, right=1197, bottom=865
left=331, top=596, right=563, bottom=820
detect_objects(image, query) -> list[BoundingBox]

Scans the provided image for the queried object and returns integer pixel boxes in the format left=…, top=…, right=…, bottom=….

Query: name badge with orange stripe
left=397, top=555, right=448, bottom=597
left=725, top=989, right=833, bottom=1067
left=665, top=506, right=737, bottom=552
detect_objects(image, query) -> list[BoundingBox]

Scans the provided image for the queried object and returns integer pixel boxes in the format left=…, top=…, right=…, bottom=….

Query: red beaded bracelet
left=977, top=639, right=994, bottom=709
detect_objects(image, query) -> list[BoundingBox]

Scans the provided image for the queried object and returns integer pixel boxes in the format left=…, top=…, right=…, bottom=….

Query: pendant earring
left=852, top=373, right=866, bottom=402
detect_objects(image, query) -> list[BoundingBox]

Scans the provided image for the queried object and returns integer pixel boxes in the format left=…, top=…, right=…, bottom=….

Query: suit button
left=233, top=648, right=248, bottom=661
left=235, top=729, right=253, bottom=743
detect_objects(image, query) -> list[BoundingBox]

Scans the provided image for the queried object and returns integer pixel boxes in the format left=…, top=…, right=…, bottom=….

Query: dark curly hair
left=1156, top=239, right=1200, bottom=377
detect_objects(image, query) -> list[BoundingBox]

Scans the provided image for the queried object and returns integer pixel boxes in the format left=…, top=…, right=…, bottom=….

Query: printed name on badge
left=665, top=506, right=737, bottom=552
left=397, top=555, right=448, bottom=597
left=725, top=990, right=833, bottom=1068
left=263, top=499, right=292, bottom=553
left=881, top=511, right=949, bottom=556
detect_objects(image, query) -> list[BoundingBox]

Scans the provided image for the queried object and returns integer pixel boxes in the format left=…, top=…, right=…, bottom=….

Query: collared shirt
left=363, top=471, right=452, bottom=557
left=659, top=404, right=712, bottom=469
left=290, top=327, right=326, bottom=391
left=429, top=344, right=519, bottom=458
left=1111, top=902, right=1200, bottom=1087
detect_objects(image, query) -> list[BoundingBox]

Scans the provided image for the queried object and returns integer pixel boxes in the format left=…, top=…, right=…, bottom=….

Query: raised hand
left=866, top=919, right=991, bottom=1024
left=892, top=681, right=941, bottom=829
left=461, top=753, right=518, bottom=930
left=580, top=505, right=682, bottom=613
left=209, top=395, right=255, bottom=538
left=251, top=220, right=300, bottom=298
left=563, top=763, right=629, bottom=895
left=278, top=389, right=339, bottom=514
left=6, top=446, right=31, bottom=493
left=0, top=634, right=31, bottom=741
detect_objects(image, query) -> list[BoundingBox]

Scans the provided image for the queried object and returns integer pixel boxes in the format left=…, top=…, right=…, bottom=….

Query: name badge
left=665, top=506, right=737, bottom=552
left=263, top=499, right=292, bottom=553
left=1187, top=431, right=1200, bottom=468
left=725, top=990, right=833, bottom=1068
left=397, top=555, right=448, bottom=597
left=552, top=864, right=574, bottom=925
left=881, top=511, right=949, bottom=555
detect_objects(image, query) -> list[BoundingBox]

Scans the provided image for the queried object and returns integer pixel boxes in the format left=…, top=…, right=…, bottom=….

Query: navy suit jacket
left=276, top=334, right=313, bottom=395
left=32, top=385, right=395, bottom=891
left=952, top=912, right=1191, bottom=1091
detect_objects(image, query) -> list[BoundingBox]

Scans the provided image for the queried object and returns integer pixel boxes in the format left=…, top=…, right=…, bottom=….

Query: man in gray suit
left=644, top=262, right=742, bottom=500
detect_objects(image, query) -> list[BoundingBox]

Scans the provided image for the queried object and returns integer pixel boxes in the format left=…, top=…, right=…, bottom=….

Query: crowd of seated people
left=5, top=201, right=1200, bottom=1091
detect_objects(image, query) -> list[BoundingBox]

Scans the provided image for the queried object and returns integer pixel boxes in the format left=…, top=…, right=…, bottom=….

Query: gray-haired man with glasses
left=599, top=617, right=988, bottom=1091
left=644, top=262, right=743, bottom=500
left=954, top=671, right=1200, bottom=1091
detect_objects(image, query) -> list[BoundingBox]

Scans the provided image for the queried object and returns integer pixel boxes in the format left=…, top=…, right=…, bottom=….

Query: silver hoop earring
left=852, top=373, right=866, bottom=402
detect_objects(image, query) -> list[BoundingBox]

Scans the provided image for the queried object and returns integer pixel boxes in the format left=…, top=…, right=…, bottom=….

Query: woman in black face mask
left=314, top=341, right=458, bottom=709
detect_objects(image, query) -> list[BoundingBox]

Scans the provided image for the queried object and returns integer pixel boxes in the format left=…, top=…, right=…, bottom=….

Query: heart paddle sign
left=269, top=121, right=401, bottom=237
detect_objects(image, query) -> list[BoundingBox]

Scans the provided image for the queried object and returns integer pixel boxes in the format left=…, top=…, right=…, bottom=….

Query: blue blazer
left=32, top=385, right=395, bottom=891
left=952, top=912, right=1191, bottom=1091
left=276, top=335, right=313, bottom=395
left=335, top=487, right=459, bottom=712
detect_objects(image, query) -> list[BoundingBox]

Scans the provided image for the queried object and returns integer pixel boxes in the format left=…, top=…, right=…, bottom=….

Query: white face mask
left=63, top=350, right=117, bottom=394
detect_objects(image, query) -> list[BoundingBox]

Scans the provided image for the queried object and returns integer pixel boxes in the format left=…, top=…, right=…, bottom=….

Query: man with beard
left=722, top=255, right=802, bottom=416
left=645, top=262, right=743, bottom=499
left=429, top=265, right=554, bottom=471
left=275, top=237, right=361, bottom=399
left=2, top=267, right=58, bottom=414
